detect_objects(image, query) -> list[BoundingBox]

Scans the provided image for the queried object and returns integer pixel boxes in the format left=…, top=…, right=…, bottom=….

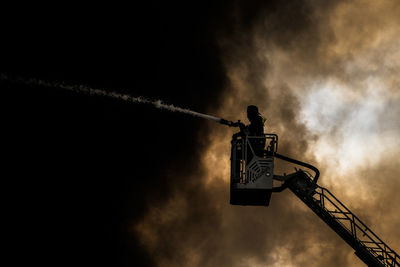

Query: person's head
left=247, top=105, right=260, bottom=121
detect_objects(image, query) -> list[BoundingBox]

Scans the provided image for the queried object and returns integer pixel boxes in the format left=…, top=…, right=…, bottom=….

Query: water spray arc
left=1, top=74, right=232, bottom=126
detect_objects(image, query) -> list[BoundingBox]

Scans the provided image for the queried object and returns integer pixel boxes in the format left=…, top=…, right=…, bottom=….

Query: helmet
left=247, top=105, right=260, bottom=116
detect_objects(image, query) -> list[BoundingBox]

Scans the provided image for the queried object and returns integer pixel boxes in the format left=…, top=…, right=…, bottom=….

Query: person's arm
left=231, top=121, right=245, bottom=130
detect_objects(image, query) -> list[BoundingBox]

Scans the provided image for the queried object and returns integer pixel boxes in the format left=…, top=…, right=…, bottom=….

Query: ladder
left=285, top=171, right=400, bottom=267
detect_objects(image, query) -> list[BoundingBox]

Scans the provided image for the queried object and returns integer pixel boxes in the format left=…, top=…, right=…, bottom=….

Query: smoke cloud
left=135, top=1, right=400, bottom=266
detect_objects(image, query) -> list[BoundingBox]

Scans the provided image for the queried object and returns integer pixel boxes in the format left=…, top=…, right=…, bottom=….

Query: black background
left=2, top=2, right=229, bottom=266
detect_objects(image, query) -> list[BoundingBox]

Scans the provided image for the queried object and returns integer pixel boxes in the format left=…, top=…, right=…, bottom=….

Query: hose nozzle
left=220, top=119, right=245, bottom=128
left=220, top=119, right=234, bottom=126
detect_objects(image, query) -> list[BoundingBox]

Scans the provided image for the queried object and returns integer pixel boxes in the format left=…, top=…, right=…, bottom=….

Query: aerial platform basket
left=230, top=134, right=278, bottom=206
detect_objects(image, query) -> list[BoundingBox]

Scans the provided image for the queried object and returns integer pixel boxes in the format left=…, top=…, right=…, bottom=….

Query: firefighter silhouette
left=232, top=105, right=266, bottom=165
left=232, top=105, right=265, bottom=139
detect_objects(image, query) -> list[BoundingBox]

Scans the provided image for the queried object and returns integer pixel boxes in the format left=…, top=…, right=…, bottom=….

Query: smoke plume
left=135, top=1, right=400, bottom=266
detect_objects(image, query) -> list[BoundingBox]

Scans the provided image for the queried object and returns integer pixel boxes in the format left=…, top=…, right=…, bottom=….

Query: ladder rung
left=328, top=210, right=351, bottom=214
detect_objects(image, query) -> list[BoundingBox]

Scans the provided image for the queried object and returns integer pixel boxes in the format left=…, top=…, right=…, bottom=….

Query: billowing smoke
left=134, top=1, right=400, bottom=266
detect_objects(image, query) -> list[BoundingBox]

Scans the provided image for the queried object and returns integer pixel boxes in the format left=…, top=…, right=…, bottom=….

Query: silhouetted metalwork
left=285, top=170, right=400, bottom=267
left=228, top=133, right=399, bottom=266
left=230, top=134, right=277, bottom=205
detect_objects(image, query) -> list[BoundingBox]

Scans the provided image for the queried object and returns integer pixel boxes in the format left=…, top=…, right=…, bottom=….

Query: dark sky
left=3, top=2, right=230, bottom=266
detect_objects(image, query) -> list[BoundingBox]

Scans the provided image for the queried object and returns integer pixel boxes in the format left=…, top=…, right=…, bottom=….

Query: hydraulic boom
left=277, top=169, right=400, bottom=267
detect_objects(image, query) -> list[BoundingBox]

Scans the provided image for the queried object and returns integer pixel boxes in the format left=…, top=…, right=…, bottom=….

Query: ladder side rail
left=318, top=186, right=381, bottom=243
left=322, top=186, right=388, bottom=245
left=320, top=188, right=362, bottom=240
left=352, top=218, right=397, bottom=261
left=319, top=186, right=399, bottom=261
left=324, top=188, right=384, bottom=247
left=289, top=184, right=385, bottom=266
left=315, top=188, right=356, bottom=228
left=315, top=188, right=360, bottom=240
left=314, top=184, right=400, bottom=266
left=318, top=186, right=389, bottom=259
